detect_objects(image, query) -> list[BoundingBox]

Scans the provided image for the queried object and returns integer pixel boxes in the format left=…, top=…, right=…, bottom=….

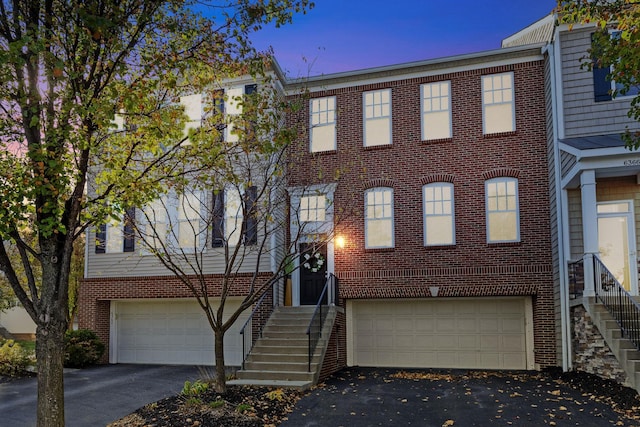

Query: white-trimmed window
left=310, top=96, right=336, bottom=152
left=180, top=94, right=202, bottom=138
left=142, top=198, right=168, bottom=250
left=364, top=89, right=391, bottom=146
left=423, top=183, right=455, bottom=246
left=105, top=219, right=124, bottom=253
left=177, top=192, right=202, bottom=249
left=225, top=188, right=243, bottom=247
left=365, top=187, right=394, bottom=249
left=300, top=195, right=326, bottom=222
left=482, top=72, right=515, bottom=134
left=421, top=81, right=451, bottom=140
left=485, top=177, right=519, bottom=243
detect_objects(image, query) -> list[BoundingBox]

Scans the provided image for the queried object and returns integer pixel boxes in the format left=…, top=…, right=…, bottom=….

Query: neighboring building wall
left=560, top=27, right=640, bottom=138
left=288, top=56, right=557, bottom=367
left=0, top=306, right=36, bottom=340
left=571, top=304, right=629, bottom=385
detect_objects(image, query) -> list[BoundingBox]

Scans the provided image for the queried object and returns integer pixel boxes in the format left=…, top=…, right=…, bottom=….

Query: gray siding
left=86, top=226, right=273, bottom=278
left=546, top=52, right=563, bottom=366
left=567, top=189, right=584, bottom=260
left=560, top=28, right=640, bottom=138
left=560, top=150, right=577, bottom=178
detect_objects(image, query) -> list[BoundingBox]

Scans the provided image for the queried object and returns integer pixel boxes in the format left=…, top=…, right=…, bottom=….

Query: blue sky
left=250, top=0, right=558, bottom=77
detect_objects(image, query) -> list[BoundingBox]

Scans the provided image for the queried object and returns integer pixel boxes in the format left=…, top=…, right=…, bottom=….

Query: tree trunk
left=36, top=319, right=67, bottom=427
left=214, top=330, right=227, bottom=393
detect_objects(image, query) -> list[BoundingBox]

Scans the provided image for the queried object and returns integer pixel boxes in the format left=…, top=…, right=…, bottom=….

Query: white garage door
left=349, top=298, right=531, bottom=370
left=112, top=299, right=248, bottom=366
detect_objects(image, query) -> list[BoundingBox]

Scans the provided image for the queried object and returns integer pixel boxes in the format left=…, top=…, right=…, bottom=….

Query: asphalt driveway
left=281, top=367, right=639, bottom=427
left=0, top=364, right=200, bottom=427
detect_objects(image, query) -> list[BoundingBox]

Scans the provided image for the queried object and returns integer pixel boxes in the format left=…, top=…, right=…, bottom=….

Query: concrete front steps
left=586, top=298, right=640, bottom=394
left=229, top=305, right=336, bottom=390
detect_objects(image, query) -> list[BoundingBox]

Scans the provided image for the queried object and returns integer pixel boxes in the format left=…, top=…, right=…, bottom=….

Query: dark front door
left=299, top=243, right=327, bottom=305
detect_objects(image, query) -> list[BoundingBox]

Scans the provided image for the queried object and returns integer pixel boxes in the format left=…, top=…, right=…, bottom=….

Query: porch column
left=580, top=170, right=597, bottom=296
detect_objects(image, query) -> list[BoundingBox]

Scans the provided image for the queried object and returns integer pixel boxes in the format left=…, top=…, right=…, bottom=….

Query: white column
left=580, top=170, right=597, bottom=296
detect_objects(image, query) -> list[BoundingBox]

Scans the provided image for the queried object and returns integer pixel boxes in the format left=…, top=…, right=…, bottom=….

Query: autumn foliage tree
left=560, top=0, right=640, bottom=148
left=0, top=0, right=312, bottom=426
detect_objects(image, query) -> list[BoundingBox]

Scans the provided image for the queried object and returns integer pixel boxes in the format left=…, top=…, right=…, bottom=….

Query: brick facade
left=78, top=273, right=274, bottom=363
left=288, top=58, right=557, bottom=367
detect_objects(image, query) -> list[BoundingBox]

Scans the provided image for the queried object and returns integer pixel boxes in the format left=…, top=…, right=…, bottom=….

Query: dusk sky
left=250, top=0, right=559, bottom=77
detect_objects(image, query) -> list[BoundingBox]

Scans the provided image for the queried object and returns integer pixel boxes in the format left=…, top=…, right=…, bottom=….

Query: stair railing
left=239, top=282, right=276, bottom=370
left=567, top=258, right=585, bottom=299
left=593, top=256, right=640, bottom=351
left=305, top=273, right=338, bottom=372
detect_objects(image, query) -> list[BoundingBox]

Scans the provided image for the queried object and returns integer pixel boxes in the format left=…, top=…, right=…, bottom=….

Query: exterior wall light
left=335, top=235, right=346, bottom=249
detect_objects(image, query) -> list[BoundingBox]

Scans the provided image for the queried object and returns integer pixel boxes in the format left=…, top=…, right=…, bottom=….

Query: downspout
left=544, top=25, right=572, bottom=371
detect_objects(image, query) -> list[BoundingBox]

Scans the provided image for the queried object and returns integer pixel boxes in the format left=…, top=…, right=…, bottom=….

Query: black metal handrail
left=593, top=256, right=640, bottom=351
left=305, top=273, right=338, bottom=372
left=239, top=282, right=275, bottom=370
left=568, top=258, right=585, bottom=299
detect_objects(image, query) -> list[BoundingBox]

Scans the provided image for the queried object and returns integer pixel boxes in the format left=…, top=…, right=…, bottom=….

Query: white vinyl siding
left=421, top=81, right=451, bottom=140
left=424, top=183, right=455, bottom=246
left=310, top=96, right=336, bottom=152
left=365, top=187, right=394, bottom=249
left=363, top=89, right=391, bottom=146
left=486, top=178, right=520, bottom=243
left=482, top=72, right=515, bottom=134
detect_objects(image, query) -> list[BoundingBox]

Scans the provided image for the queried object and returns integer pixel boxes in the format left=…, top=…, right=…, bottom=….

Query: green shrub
left=181, top=379, right=209, bottom=397
left=0, top=339, right=30, bottom=376
left=64, top=329, right=105, bottom=368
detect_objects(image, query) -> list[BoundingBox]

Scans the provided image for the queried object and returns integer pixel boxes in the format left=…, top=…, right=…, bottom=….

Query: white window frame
left=142, top=198, right=168, bottom=252
left=177, top=191, right=204, bottom=250
left=363, top=89, right=392, bottom=147
left=105, top=219, right=124, bottom=253
left=364, top=187, right=394, bottom=249
left=482, top=72, right=515, bottom=135
left=300, top=194, right=327, bottom=222
left=225, top=188, right=244, bottom=247
left=485, top=177, right=520, bottom=243
left=421, top=81, right=452, bottom=140
left=423, top=183, right=455, bottom=246
left=310, top=96, right=336, bottom=153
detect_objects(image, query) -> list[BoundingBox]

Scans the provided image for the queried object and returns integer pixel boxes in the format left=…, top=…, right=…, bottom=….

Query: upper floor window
left=142, top=198, right=168, bottom=251
left=310, top=96, right=336, bottom=153
left=223, top=186, right=257, bottom=247
left=365, top=187, right=394, bottom=249
left=482, top=72, right=515, bottom=134
left=423, top=183, right=455, bottom=246
left=177, top=192, right=203, bottom=250
left=363, top=89, right=391, bottom=146
left=300, top=194, right=326, bottom=222
left=485, top=177, right=519, bottom=243
left=95, top=209, right=135, bottom=254
left=180, top=94, right=202, bottom=138
left=421, top=81, right=452, bottom=140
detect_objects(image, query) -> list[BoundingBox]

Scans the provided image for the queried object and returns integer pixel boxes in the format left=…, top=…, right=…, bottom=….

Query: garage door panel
left=115, top=300, right=247, bottom=366
left=351, top=298, right=528, bottom=370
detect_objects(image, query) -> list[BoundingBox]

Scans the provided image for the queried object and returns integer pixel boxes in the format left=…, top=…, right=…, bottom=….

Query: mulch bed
left=105, top=368, right=640, bottom=427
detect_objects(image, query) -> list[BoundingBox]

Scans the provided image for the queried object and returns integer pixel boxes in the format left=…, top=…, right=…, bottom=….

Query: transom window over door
left=365, top=187, right=394, bottom=249
left=363, top=89, right=391, bottom=147
left=310, top=96, right=336, bottom=153
left=300, top=195, right=326, bottom=222
left=421, top=81, right=451, bottom=140
left=423, top=183, right=455, bottom=246
left=482, top=72, right=515, bottom=134
left=485, top=177, right=519, bottom=243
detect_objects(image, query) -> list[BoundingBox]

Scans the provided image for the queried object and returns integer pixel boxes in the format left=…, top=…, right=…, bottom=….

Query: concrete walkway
left=0, top=364, right=200, bottom=427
